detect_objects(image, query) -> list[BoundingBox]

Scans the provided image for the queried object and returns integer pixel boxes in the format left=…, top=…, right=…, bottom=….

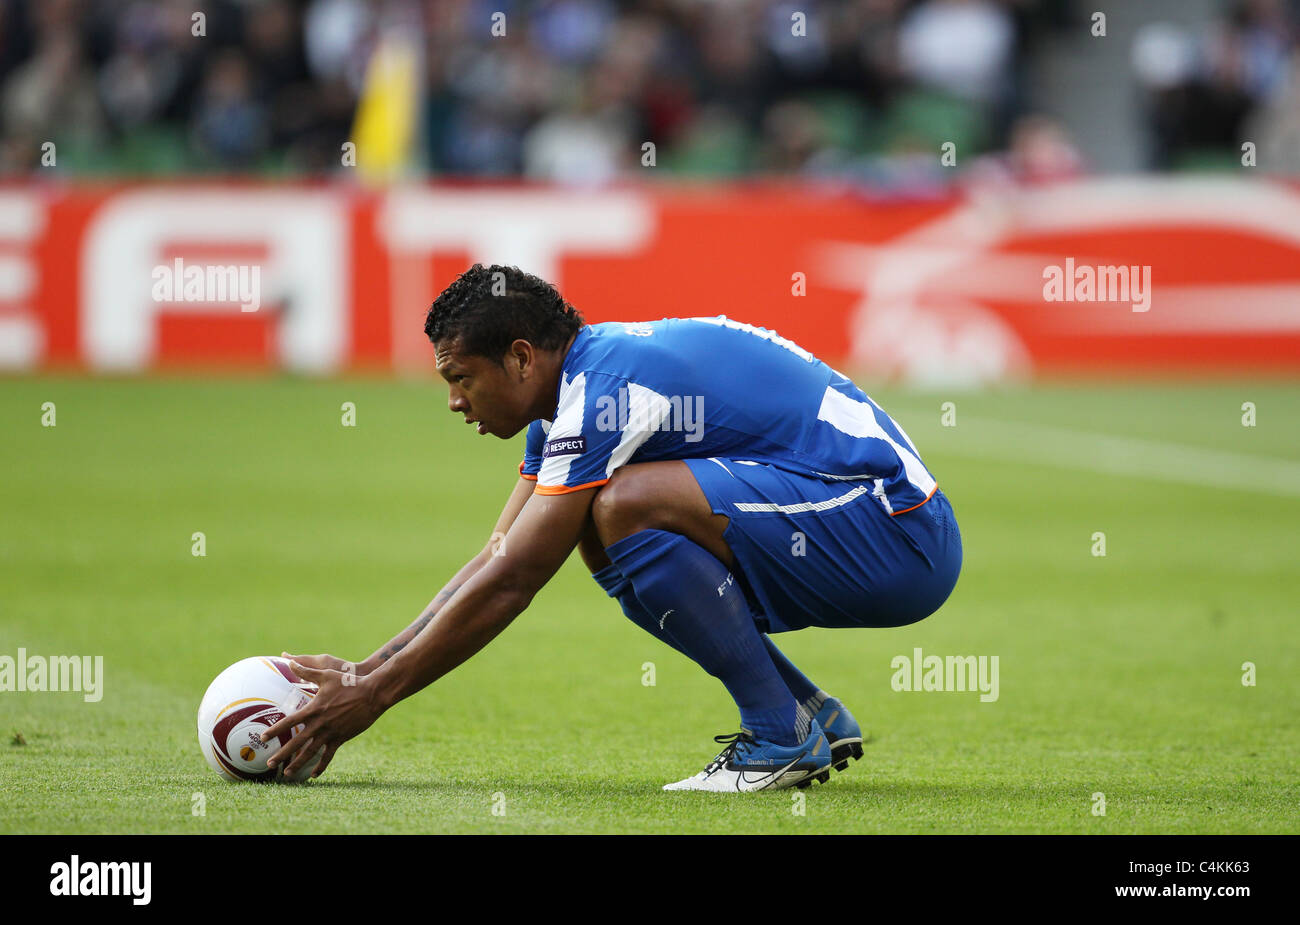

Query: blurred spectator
left=897, top=0, right=1015, bottom=106
left=1243, top=48, right=1300, bottom=172
left=96, top=3, right=181, bottom=131
left=190, top=48, right=269, bottom=168
left=962, top=113, right=1085, bottom=189
left=1136, top=0, right=1299, bottom=170
left=758, top=98, right=828, bottom=171
left=303, top=0, right=372, bottom=87
left=2, top=0, right=104, bottom=170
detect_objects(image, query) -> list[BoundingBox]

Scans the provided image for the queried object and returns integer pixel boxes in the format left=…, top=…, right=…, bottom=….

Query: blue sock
left=595, top=564, right=825, bottom=717
left=761, top=635, right=820, bottom=705
left=606, top=529, right=801, bottom=746
left=591, top=563, right=689, bottom=658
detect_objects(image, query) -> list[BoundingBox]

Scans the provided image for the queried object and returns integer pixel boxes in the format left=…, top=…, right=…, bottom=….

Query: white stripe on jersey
left=865, top=393, right=922, bottom=459
left=604, top=381, right=673, bottom=477
left=686, top=316, right=818, bottom=363
left=816, top=387, right=937, bottom=498
left=537, top=372, right=587, bottom=487
left=733, top=483, right=871, bottom=514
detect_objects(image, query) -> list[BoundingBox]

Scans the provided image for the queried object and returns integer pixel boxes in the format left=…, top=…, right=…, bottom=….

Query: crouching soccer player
left=260, top=264, right=962, bottom=792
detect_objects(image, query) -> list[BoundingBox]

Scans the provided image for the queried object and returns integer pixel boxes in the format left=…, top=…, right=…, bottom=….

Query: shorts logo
left=543, top=436, right=587, bottom=458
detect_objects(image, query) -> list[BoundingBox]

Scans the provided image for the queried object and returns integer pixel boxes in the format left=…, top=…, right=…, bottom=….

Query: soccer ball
left=197, top=656, right=325, bottom=783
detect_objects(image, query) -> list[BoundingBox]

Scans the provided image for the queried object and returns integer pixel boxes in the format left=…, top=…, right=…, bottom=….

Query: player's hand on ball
left=259, top=660, right=383, bottom=780
left=280, top=651, right=372, bottom=678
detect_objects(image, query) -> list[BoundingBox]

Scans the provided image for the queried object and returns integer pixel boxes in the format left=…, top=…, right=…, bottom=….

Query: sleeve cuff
left=534, top=478, right=610, bottom=495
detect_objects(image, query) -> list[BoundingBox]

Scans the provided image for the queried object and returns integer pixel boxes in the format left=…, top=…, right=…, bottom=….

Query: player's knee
left=592, top=468, right=664, bottom=545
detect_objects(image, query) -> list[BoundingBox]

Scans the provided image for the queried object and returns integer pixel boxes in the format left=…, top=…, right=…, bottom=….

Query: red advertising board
left=2, top=178, right=1297, bottom=380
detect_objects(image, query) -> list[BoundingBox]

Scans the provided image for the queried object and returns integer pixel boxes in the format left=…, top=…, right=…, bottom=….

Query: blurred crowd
left=1, top=0, right=351, bottom=173
left=0, top=0, right=1077, bottom=182
left=1133, top=0, right=1300, bottom=171
left=1, top=0, right=1295, bottom=182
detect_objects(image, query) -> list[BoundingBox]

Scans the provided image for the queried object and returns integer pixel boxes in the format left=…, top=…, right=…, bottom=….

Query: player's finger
left=257, top=718, right=286, bottom=744
left=281, top=735, right=321, bottom=779
left=264, top=723, right=311, bottom=769
left=284, top=652, right=326, bottom=670
left=311, top=743, right=339, bottom=779
left=257, top=703, right=309, bottom=745
left=288, top=660, right=326, bottom=683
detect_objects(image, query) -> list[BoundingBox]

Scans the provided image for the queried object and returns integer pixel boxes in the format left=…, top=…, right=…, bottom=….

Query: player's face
left=435, top=338, right=536, bottom=439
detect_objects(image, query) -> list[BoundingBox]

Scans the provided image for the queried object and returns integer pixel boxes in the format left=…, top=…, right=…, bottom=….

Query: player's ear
left=509, top=339, right=533, bottom=378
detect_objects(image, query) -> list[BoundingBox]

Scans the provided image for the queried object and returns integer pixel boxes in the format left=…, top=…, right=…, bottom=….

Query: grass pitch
left=1, top=377, right=1297, bottom=834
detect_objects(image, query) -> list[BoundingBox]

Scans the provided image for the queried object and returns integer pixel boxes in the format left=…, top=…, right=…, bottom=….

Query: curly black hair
left=424, top=264, right=585, bottom=363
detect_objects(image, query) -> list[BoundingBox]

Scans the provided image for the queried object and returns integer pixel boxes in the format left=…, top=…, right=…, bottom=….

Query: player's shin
left=761, top=635, right=822, bottom=707
left=591, top=563, right=690, bottom=658
left=605, top=529, right=804, bottom=746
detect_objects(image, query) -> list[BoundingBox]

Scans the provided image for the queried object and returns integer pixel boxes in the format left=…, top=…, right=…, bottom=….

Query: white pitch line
left=922, top=416, right=1300, bottom=499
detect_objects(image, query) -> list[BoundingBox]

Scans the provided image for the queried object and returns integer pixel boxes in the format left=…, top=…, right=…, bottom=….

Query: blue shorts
left=684, top=458, right=962, bottom=633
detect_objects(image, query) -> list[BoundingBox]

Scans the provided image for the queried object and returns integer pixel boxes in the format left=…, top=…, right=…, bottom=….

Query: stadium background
left=1, top=0, right=1297, bottom=836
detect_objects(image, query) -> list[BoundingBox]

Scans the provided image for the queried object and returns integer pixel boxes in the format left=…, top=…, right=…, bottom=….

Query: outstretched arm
left=261, top=482, right=599, bottom=777
left=359, top=475, right=537, bottom=672
left=368, top=484, right=598, bottom=706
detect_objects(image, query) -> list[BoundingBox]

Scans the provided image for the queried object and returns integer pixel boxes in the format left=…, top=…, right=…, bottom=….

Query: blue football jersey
left=519, top=317, right=938, bottom=516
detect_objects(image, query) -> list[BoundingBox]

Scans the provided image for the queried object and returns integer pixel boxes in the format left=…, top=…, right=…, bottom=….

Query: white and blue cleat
left=813, top=696, right=864, bottom=776
left=663, top=720, right=832, bottom=792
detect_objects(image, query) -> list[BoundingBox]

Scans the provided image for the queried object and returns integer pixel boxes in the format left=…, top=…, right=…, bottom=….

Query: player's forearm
left=367, top=572, right=533, bottom=709
left=359, top=476, right=536, bottom=674
left=359, top=550, right=490, bottom=673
